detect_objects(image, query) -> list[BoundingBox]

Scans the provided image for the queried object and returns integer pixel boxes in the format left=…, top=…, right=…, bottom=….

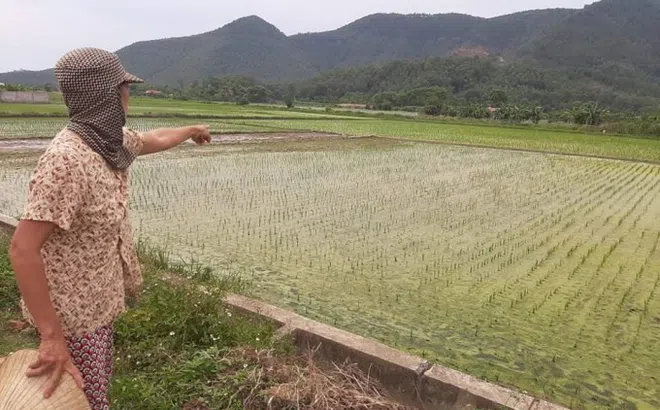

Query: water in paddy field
left=1, top=138, right=659, bottom=409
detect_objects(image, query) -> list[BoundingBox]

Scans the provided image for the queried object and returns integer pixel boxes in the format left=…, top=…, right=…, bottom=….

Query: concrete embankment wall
left=0, top=214, right=567, bottom=410
left=0, top=91, right=50, bottom=103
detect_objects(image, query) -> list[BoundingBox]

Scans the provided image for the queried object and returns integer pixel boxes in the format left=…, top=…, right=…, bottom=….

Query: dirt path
left=0, top=132, right=342, bottom=152
left=0, top=139, right=50, bottom=151
left=208, top=132, right=341, bottom=143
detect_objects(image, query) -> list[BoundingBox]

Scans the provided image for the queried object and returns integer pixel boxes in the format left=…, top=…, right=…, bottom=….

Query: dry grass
left=187, top=347, right=412, bottom=410
left=156, top=270, right=410, bottom=409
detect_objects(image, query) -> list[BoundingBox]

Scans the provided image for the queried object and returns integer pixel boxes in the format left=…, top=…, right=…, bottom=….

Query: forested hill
left=287, top=9, right=575, bottom=72
left=114, top=16, right=318, bottom=85
left=2, top=0, right=660, bottom=110
left=0, top=8, right=574, bottom=85
left=519, top=0, right=660, bottom=77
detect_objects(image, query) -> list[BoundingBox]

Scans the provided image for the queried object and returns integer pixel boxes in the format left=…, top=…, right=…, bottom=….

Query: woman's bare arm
left=9, top=219, right=84, bottom=398
left=139, top=125, right=211, bottom=155
left=9, top=220, right=62, bottom=340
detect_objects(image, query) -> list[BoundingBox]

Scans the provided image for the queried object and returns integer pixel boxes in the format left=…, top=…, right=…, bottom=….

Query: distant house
left=144, top=90, right=162, bottom=96
left=0, top=82, right=5, bottom=87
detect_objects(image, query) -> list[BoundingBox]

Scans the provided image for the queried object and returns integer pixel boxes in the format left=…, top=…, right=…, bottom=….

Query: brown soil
left=0, top=133, right=342, bottom=152
left=0, top=139, right=50, bottom=151
left=211, top=132, right=340, bottom=144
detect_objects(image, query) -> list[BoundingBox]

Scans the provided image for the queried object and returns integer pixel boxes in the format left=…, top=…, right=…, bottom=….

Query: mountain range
left=1, top=0, right=659, bottom=97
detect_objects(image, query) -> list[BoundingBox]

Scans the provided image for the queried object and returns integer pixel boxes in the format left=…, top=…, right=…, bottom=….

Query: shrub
left=423, top=105, right=442, bottom=116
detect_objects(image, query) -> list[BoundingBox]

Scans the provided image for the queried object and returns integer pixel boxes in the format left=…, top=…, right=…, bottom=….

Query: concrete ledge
left=293, top=326, right=429, bottom=408
left=223, top=294, right=567, bottom=410
left=0, top=214, right=568, bottom=410
left=224, top=293, right=295, bottom=328
left=421, top=365, right=540, bottom=410
left=225, top=294, right=429, bottom=407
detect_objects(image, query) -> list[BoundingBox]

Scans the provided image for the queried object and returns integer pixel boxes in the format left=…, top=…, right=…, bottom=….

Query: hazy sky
left=1, top=0, right=594, bottom=72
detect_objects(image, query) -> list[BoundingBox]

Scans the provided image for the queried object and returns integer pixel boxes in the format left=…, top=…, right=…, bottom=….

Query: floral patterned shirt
left=20, top=127, right=143, bottom=338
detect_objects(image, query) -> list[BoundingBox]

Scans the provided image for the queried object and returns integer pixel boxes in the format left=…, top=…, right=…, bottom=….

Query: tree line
left=5, top=55, right=660, bottom=136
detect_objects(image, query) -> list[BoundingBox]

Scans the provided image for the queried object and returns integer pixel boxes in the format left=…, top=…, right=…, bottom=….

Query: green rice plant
left=1, top=135, right=660, bottom=409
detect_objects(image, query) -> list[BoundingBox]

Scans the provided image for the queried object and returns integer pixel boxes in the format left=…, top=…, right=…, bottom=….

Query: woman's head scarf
left=54, top=48, right=144, bottom=169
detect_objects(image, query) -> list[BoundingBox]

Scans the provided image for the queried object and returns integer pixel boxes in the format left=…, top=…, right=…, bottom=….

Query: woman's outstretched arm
left=139, top=124, right=211, bottom=155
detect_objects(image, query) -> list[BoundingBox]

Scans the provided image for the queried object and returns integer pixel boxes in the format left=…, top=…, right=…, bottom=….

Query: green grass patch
left=0, top=236, right=38, bottom=356
left=110, top=239, right=291, bottom=409
left=0, top=98, right=353, bottom=119
left=0, top=103, right=68, bottom=115
left=0, top=236, right=287, bottom=409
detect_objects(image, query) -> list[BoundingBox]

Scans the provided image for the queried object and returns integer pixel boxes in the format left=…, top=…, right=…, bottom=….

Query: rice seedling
left=0, top=136, right=659, bottom=409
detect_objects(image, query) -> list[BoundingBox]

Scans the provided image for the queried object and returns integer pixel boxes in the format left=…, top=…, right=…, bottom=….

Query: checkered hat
left=55, top=48, right=143, bottom=170
left=55, top=47, right=143, bottom=92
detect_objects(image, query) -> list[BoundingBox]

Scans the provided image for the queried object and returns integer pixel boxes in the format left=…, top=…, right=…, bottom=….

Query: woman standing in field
left=8, top=48, right=211, bottom=409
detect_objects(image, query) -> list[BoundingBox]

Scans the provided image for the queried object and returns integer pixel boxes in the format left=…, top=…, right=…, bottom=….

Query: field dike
left=0, top=132, right=342, bottom=152
left=0, top=213, right=566, bottom=410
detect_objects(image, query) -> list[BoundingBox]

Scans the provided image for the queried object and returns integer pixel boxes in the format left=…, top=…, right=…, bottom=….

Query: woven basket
left=0, top=349, right=90, bottom=410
